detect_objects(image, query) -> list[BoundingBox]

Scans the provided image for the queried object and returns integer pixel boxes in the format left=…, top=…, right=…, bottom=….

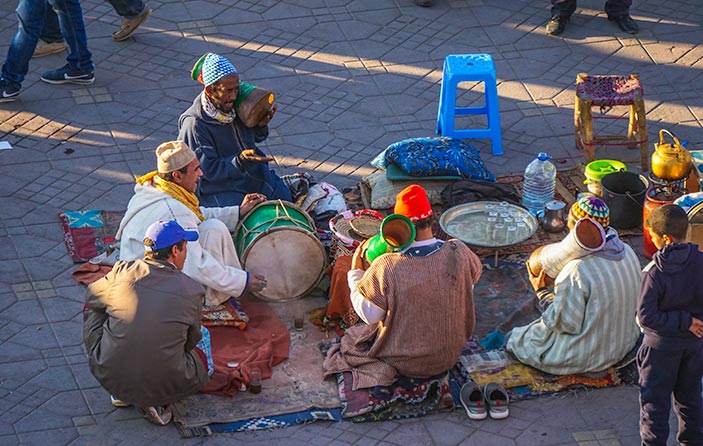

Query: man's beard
left=209, top=94, right=234, bottom=114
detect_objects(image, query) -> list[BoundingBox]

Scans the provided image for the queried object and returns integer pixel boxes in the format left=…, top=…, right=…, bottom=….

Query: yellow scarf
left=136, top=171, right=205, bottom=222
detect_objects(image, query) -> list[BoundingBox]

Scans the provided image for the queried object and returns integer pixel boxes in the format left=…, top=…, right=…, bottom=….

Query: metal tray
left=439, top=201, right=538, bottom=248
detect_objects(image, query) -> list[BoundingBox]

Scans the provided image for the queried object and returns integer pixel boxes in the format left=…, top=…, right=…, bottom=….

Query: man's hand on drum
left=240, top=193, right=267, bottom=216
left=528, top=267, right=548, bottom=292
left=246, top=274, right=268, bottom=293
left=256, top=104, right=277, bottom=128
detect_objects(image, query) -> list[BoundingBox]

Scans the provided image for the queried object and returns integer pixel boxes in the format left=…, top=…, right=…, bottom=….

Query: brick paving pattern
left=1, top=0, right=701, bottom=444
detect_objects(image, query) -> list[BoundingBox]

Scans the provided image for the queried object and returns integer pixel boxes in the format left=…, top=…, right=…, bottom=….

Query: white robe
left=506, top=244, right=641, bottom=375
left=115, top=182, right=248, bottom=305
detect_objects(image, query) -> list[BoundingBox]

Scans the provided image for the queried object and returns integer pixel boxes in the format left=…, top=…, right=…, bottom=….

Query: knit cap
left=569, top=196, right=609, bottom=229
left=394, top=185, right=433, bottom=222
left=156, top=141, right=196, bottom=174
left=191, top=53, right=238, bottom=86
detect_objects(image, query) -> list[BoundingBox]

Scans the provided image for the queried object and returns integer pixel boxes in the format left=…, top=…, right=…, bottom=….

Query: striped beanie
left=191, top=53, right=237, bottom=86
left=569, top=196, right=609, bottom=229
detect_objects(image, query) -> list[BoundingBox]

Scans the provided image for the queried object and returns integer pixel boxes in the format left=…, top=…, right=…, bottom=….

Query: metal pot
left=651, top=129, right=693, bottom=181
left=538, top=200, right=567, bottom=233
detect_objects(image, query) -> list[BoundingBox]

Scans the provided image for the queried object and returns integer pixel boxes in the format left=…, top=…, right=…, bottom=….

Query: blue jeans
left=41, top=0, right=147, bottom=42
left=551, top=0, right=632, bottom=18
left=1, top=0, right=94, bottom=88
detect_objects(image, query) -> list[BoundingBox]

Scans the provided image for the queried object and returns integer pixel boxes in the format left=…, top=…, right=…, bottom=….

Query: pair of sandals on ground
left=460, top=381, right=510, bottom=420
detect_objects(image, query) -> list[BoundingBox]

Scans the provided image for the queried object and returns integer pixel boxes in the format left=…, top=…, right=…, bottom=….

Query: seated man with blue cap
left=84, top=220, right=213, bottom=426
left=178, top=52, right=292, bottom=207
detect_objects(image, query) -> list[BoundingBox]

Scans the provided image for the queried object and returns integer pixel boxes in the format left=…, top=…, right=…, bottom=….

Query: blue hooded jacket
left=178, top=93, right=290, bottom=206
left=638, top=242, right=703, bottom=349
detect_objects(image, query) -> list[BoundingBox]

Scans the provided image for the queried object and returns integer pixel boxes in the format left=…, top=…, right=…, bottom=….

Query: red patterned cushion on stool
left=576, top=75, right=644, bottom=106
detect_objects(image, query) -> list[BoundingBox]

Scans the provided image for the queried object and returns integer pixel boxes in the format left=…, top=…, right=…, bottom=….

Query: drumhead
left=241, top=227, right=326, bottom=302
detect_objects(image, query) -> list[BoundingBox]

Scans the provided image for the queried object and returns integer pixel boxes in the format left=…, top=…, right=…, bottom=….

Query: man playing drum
left=507, top=197, right=641, bottom=375
left=178, top=52, right=291, bottom=207
left=323, top=185, right=483, bottom=389
left=116, top=140, right=267, bottom=305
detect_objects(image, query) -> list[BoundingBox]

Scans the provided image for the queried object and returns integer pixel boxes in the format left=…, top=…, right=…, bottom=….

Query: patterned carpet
left=172, top=296, right=341, bottom=437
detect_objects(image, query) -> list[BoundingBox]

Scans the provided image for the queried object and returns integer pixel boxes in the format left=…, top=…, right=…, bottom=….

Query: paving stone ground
left=0, top=0, right=701, bottom=444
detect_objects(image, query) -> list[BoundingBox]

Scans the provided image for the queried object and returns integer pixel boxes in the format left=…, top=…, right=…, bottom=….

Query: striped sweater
left=323, top=240, right=482, bottom=390
left=506, top=244, right=641, bottom=375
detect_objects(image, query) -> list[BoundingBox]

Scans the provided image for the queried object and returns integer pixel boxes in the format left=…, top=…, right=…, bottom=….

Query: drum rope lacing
left=237, top=199, right=313, bottom=246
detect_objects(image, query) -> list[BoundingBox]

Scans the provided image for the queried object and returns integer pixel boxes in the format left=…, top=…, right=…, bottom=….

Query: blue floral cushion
left=379, top=137, right=495, bottom=181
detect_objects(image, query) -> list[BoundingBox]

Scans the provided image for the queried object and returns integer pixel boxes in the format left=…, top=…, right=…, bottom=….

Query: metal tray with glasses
left=439, top=201, right=538, bottom=248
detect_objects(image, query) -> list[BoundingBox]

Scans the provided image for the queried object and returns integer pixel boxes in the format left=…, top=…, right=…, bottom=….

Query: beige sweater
left=324, top=241, right=482, bottom=389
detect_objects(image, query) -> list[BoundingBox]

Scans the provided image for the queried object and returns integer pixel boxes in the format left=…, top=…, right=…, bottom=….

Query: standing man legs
left=547, top=0, right=638, bottom=36
left=0, top=0, right=95, bottom=102
left=35, top=0, right=150, bottom=51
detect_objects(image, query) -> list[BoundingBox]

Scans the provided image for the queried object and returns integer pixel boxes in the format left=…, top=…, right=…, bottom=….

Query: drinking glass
left=506, top=225, right=517, bottom=243
left=492, top=223, right=506, bottom=244
left=249, top=368, right=262, bottom=394
left=516, top=221, right=528, bottom=238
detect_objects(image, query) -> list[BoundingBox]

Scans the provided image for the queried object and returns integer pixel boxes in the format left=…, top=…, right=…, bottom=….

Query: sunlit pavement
left=0, top=0, right=701, bottom=444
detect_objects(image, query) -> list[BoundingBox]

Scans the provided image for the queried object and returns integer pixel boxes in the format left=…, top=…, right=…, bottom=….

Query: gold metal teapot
left=651, top=129, right=692, bottom=181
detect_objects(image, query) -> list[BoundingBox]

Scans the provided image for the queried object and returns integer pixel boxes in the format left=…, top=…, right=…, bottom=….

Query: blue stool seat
left=436, top=54, right=503, bottom=156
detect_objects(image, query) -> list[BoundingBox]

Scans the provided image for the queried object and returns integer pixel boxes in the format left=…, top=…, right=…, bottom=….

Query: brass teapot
left=651, top=129, right=692, bottom=181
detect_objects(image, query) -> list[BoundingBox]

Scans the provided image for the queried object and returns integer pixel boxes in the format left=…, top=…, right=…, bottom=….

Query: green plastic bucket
left=584, top=160, right=627, bottom=196
left=234, top=200, right=326, bottom=302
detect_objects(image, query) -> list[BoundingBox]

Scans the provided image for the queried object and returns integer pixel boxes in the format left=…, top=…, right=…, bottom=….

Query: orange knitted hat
left=394, top=185, right=433, bottom=222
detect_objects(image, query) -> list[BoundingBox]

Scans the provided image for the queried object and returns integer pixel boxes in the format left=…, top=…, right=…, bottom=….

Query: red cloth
left=201, top=298, right=290, bottom=397
left=72, top=262, right=113, bottom=285
left=323, top=255, right=358, bottom=335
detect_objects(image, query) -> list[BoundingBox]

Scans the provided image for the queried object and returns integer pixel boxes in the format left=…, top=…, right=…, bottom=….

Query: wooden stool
left=574, top=73, right=648, bottom=170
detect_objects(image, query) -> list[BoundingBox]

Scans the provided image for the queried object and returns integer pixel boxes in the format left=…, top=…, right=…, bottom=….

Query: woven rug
left=318, top=341, right=455, bottom=422
left=172, top=296, right=341, bottom=437
left=473, top=253, right=539, bottom=339
left=58, top=210, right=124, bottom=262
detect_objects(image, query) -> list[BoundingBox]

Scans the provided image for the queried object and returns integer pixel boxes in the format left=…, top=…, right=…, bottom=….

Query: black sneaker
left=546, top=15, right=568, bottom=36
left=608, top=15, right=639, bottom=34
left=0, top=78, right=20, bottom=102
left=40, top=64, right=95, bottom=85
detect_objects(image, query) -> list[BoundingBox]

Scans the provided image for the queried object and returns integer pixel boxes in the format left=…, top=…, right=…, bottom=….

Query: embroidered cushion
left=379, top=137, right=495, bottom=181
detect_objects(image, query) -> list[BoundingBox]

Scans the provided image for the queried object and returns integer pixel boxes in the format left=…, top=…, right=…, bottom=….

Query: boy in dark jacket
left=638, top=204, right=703, bottom=445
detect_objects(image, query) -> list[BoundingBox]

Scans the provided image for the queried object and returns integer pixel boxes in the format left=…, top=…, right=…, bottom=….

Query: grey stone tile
left=26, top=365, right=78, bottom=393
left=17, top=427, right=80, bottom=446
left=13, top=390, right=89, bottom=433
left=0, top=434, right=19, bottom=445
left=424, top=417, right=475, bottom=444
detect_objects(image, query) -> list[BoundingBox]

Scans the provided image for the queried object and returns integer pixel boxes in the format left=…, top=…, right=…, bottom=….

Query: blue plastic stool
left=436, top=54, right=503, bottom=156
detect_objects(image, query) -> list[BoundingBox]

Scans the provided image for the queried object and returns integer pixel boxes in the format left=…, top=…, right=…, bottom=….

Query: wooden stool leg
left=574, top=94, right=583, bottom=150
left=634, top=98, right=648, bottom=171
left=627, top=104, right=636, bottom=142
left=579, top=100, right=595, bottom=163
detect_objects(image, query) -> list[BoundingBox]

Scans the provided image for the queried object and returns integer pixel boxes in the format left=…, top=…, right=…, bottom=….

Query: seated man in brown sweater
left=84, top=220, right=211, bottom=425
left=323, top=185, right=482, bottom=389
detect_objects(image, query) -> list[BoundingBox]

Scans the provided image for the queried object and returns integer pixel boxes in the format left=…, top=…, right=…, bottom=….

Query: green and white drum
left=234, top=200, right=327, bottom=302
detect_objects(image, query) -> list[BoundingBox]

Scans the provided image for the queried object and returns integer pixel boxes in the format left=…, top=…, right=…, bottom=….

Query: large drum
left=234, top=200, right=327, bottom=302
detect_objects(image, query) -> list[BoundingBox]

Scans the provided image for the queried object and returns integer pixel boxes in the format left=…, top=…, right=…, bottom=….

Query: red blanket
left=202, top=298, right=290, bottom=397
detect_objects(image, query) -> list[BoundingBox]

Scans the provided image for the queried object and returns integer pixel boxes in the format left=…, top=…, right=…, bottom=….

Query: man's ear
left=170, top=170, right=183, bottom=184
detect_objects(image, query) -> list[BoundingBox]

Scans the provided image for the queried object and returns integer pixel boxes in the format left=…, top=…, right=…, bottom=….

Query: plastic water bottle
left=522, top=152, right=556, bottom=215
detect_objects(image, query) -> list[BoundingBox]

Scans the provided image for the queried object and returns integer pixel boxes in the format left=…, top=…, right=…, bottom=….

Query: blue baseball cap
left=143, top=220, right=198, bottom=252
